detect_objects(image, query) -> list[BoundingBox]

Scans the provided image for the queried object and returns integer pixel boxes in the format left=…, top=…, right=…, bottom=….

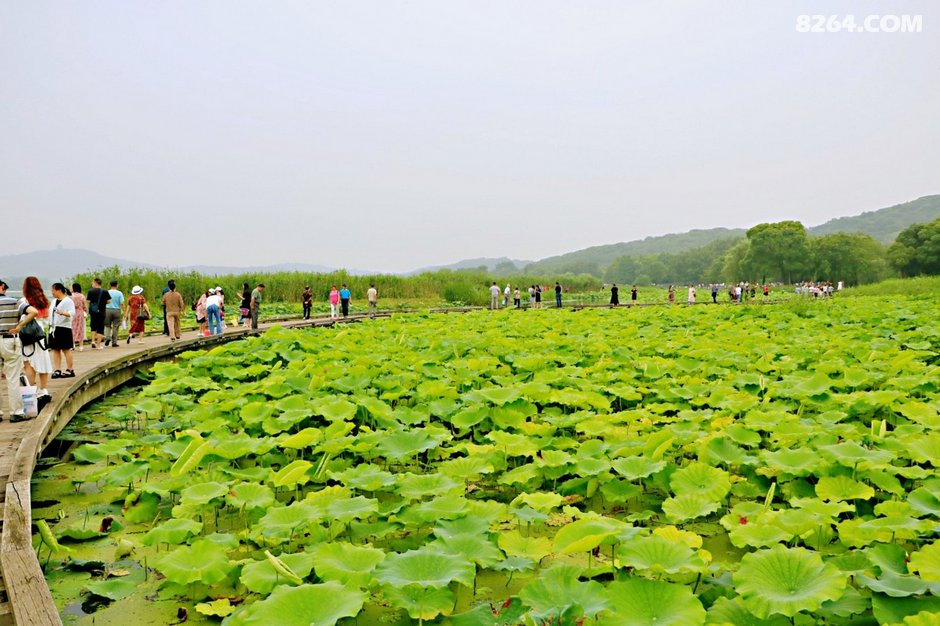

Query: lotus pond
left=33, top=297, right=940, bottom=625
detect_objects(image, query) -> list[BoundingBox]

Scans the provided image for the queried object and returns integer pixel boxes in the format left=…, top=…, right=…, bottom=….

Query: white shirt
left=490, top=285, right=500, bottom=297
left=53, top=297, right=75, bottom=329
left=205, top=294, right=222, bottom=308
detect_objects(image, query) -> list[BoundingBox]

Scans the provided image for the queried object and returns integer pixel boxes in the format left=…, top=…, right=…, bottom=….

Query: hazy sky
left=2, top=1, right=937, bottom=272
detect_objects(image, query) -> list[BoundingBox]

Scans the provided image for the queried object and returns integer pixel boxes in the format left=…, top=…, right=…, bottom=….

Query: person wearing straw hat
left=124, top=285, right=150, bottom=344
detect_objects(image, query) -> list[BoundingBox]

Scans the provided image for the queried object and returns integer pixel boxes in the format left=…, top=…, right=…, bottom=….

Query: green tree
left=888, top=218, right=940, bottom=276
left=743, top=221, right=812, bottom=283
left=812, top=233, right=891, bottom=285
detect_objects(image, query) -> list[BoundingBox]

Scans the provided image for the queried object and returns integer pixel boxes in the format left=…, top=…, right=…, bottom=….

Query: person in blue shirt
left=339, top=284, right=351, bottom=318
left=104, top=280, right=126, bottom=347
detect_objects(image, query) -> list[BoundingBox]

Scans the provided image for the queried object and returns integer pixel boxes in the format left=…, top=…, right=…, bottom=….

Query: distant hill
left=523, top=228, right=745, bottom=275
left=521, top=194, right=940, bottom=276
left=0, top=247, right=157, bottom=288
left=407, top=257, right=532, bottom=276
left=807, top=194, right=940, bottom=242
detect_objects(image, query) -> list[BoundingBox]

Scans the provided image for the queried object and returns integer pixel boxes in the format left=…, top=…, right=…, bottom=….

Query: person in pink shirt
left=328, top=285, right=340, bottom=319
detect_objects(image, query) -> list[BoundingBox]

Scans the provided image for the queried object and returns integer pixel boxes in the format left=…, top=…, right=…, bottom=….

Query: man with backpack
left=86, top=278, right=110, bottom=349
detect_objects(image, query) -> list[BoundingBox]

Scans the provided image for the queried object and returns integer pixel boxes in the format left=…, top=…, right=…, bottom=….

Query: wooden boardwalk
left=0, top=313, right=386, bottom=625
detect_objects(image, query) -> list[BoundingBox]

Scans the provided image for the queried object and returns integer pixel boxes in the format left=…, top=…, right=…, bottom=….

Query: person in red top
left=124, top=286, right=151, bottom=344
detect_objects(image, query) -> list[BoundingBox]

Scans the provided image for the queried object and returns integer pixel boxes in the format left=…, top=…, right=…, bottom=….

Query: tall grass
left=842, top=276, right=940, bottom=298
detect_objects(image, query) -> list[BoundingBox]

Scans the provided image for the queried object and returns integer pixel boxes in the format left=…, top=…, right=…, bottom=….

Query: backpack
left=18, top=304, right=46, bottom=357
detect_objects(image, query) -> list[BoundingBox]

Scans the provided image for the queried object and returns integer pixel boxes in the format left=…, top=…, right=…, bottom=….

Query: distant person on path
left=489, top=282, right=501, bottom=310
left=239, top=282, right=251, bottom=328
left=610, top=284, right=619, bottom=307
left=302, top=286, right=313, bottom=320
left=555, top=282, right=562, bottom=308
left=205, top=288, right=223, bottom=336
left=49, top=283, right=76, bottom=377
left=631, top=285, right=638, bottom=306
left=104, top=280, right=125, bottom=347
left=763, top=284, right=770, bottom=297
left=125, top=285, right=151, bottom=343
left=86, top=278, right=109, bottom=349
left=70, top=282, right=87, bottom=351
left=250, top=283, right=264, bottom=329
left=339, top=284, right=351, bottom=317
left=367, top=284, right=378, bottom=317
left=0, top=283, right=35, bottom=421
left=527, top=285, right=535, bottom=308
left=503, top=284, right=511, bottom=308
left=161, top=282, right=171, bottom=336
left=668, top=285, right=675, bottom=304
left=513, top=287, right=521, bottom=308
left=20, top=277, right=52, bottom=407
left=162, top=280, right=184, bottom=341
left=711, top=284, right=718, bottom=303
left=216, top=287, right=226, bottom=329
left=687, top=284, right=696, bottom=304
left=534, top=285, right=542, bottom=308
left=195, top=289, right=208, bottom=336
left=329, top=285, right=340, bottom=319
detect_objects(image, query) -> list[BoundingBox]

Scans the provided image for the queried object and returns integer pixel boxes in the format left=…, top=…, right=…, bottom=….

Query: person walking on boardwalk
left=250, top=283, right=264, bottom=329
left=161, top=281, right=171, bottom=336
left=328, top=285, right=340, bottom=319
left=554, top=282, right=562, bottom=308
left=302, top=286, right=313, bottom=320
left=489, top=282, right=501, bottom=310
left=0, top=283, right=34, bottom=421
left=205, top=288, right=222, bottom=336
left=610, top=284, right=619, bottom=307
left=104, top=280, right=125, bottom=347
left=125, top=286, right=151, bottom=343
left=668, top=285, right=675, bottom=304
left=70, top=283, right=87, bottom=352
left=49, top=283, right=76, bottom=378
left=534, top=284, right=542, bottom=308
left=86, top=278, right=109, bottom=349
left=195, top=289, right=209, bottom=336
left=367, top=284, right=378, bottom=317
left=20, top=277, right=52, bottom=407
left=513, top=287, right=521, bottom=309
left=687, top=284, right=697, bottom=304
left=162, top=280, right=184, bottom=341
left=339, top=284, right=351, bottom=318
left=503, top=283, right=511, bottom=308
left=239, top=282, right=251, bottom=328
left=631, top=285, right=638, bottom=306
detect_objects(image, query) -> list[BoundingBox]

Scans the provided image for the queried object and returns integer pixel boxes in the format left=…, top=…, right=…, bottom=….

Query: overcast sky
left=1, top=1, right=937, bottom=273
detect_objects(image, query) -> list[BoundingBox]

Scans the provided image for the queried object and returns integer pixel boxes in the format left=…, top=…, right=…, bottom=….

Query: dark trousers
left=302, top=304, right=311, bottom=319
left=555, top=294, right=562, bottom=307
left=341, top=298, right=349, bottom=317
left=250, top=307, right=259, bottom=329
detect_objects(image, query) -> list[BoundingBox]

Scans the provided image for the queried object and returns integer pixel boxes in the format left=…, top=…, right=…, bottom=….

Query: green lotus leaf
left=610, top=456, right=665, bottom=480
left=793, top=372, right=834, bottom=397
left=728, top=521, right=792, bottom=548
left=894, top=612, right=940, bottom=626
left=431, top=533, right=503, bottom=568
left=358, top=396, right=395, bottom=426
left=396, top=472, right=461, bottom=500
left=439, top=455, right=495, bottom=481
left=511, top=492, right=564, bottom=512
left=255, top=502, right=319, bottom=541
left=908, top=483, right=940, bottom=516
left=179, top=481, right=230, bottom=507
left=84, top=578, right=137, bottom=601
left=616, top=535, right=704, bottom=574
left=872, top=596, right=940, bottom=626
left=449, top=405, right=490, bottom=430
left=324, top=496, right=379, bottom=524
left=240, top=401, right=275, bottom=426
left=858, top=572, right=929, bottom=597
left=509, top=505, right=548, bottom=525
left=519, top=564, right=610, bottom=621
left=374, top=547, right=475, bottom=588
left=600, top=479, right=642, bottom=503
left=240, top=552, right=316, bottom=594
left=598, top=578, right=705, bottom=626
left=553, top=517, right=630, bottom=555
left=440, top=597, right=526, bottom=626
left=56, top=527, right=107, bottom=542
left=498, top=530, right=553, bottom=561
left=329, top=463, right=396, bottom=492
left=401, top=494, right=470, bottom=524
left=707, top=597, right=792, bottom=625
left=103, top=460, right=150, bottom=487
left=433, top=516, right=492, bottom=539
left=499, top=463, right=541, bottom=486
left=860, top=516, right=933, bottom=539
left=278, top=427, right=322, bottom=449
left=376, top=428, right=439, bottom=461
left=828, top=550, right=873, bottom=575
left=383, top=584, right=455, bottom=621
left=733, top=545, right=847, bottom=618
left=818, top=585, right=871, bottom=619
left=472, top=386, right=522, bottom=405
left=662, top=493, right=721, bottom=523
left=143, top=518, right=203, bottom=546
left=311, top=396, right=358, bottom=422
left=153, top=539, right=235, bottom=586
left=760, top=447, right=821, bottom=476
left=815, top=475, right=875, bottom=501
left=897, top=401, right=940, bottom=428
left=488, top=430, right=539, bottom=457
left=271, top=459, right=313, bottom=488
left=819, top=441, right=894, bottom=468
left=670, top=462, right=731, bottom=500
left=908, top=433, right=940, bottom=466
left=703, top=437, right=757, bottom=466
left=123, top=491, right=160, bottom=524
left=910, top=542, right=940, bottom=583
left=310, top=542, right=385, bottom=588
left=195, top=598, right=235, bottom=617
left=225, top=482, right=275, bottom=511
left=225, top=582, right=365, bottom=626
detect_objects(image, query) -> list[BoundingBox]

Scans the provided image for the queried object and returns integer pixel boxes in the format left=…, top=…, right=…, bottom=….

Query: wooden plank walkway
left=0, top=312, right=386, bottom=625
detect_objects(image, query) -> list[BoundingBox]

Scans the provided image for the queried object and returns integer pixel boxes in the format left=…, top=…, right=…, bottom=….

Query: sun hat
left=131, top=286, right=143, bottom=295
left=208, top=288, right=216, bottom=294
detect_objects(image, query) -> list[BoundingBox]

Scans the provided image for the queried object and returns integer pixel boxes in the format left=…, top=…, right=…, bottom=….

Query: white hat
left=131, top=286, right=143, bottom=295
left=208, top=288, right=216, bottom=294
